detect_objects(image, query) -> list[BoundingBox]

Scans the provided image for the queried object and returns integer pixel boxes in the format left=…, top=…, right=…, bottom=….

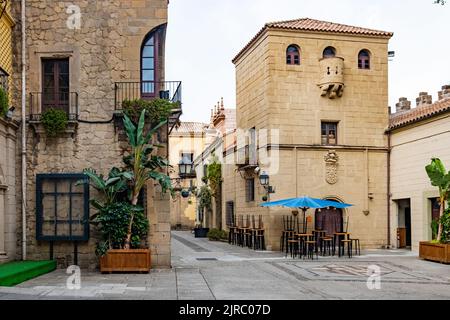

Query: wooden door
left=315, top=208, right=343, bottom=236
left=42, top=59, right=70, bottom=113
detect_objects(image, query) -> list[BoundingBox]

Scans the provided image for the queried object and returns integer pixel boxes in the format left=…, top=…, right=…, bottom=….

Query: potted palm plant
left=82, top=110, right=172, bottom=272
left=420, top=158, right=450, bottom=264
left=195, top=185, right=211, bottom=238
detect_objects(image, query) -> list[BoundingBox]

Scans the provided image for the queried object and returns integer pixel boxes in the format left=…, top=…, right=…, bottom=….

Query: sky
left=165, top=0, right=450, bottom=123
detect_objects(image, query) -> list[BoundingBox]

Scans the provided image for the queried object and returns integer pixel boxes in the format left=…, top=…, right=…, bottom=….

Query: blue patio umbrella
left=260, top=196, right=352, bottom=210
left=260, top=196, right=353, bottom=230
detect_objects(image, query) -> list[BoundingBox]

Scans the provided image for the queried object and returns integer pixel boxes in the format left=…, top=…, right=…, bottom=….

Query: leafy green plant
left=41, top=108, right=68, bottom=137
left=431, top=219, right=439, bottom=241
left=440, top=208, right=450, bottom=243
left=425, top=158, right=450, bottom=242
left=198, top=185, right=212, bottom=213
left=122, top=98, right=179, bottom=124
left=206, top=154, right=222, bottom=198
left=0, top=87, right=8, bottom=117
left=91, top=202, right=149, bottom=256
left=78, top=167, right=128, bottom=212
left=207, top=228, right=228, bottom=241
left=121, top=110, right=173, bottom=249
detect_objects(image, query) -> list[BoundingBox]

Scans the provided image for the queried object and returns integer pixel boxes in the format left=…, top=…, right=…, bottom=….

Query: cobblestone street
left=1, top=231, right=449, bottom=300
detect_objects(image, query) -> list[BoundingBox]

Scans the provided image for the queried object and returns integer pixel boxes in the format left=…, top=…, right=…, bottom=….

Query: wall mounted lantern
left=259, top=171, right=275, bottom=199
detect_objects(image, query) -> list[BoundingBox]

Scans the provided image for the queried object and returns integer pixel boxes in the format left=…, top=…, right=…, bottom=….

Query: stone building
left=10, top=0, right=180, bottom=269
left=0, top=0, right=18, bottom=263
left=388, top=86, right=450, bottom=251
left=193, top=101, right=236, bottom=229
left=225, top=18, right=393, bottom=250
left=169, top=121, right=208, bottom=229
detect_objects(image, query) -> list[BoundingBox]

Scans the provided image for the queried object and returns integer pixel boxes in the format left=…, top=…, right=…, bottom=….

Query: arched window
left=142, top=33, right=156, bottom=96
left=358, top=49, right=370, bottom=69
left=323, top=46, right=336, bottom=58
left=286, top=45, right=300, bottom=65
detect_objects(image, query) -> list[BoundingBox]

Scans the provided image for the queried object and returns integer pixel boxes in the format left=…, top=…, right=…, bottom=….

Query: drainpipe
left=387, top=131, right=391, bottom=249
left=363, top=148, right=370, bottom=215
left=21, top=0, right=27, bottom=260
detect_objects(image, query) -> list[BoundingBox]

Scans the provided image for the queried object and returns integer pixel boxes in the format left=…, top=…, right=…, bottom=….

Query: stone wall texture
left=0, top=119, right=18, bottom=263
left=227, top=27, right=391, bottom=250
left=11, top=0, right=172, bottom=269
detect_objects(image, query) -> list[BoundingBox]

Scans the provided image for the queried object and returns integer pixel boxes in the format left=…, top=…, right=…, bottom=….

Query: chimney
left=438, top=85, right=450, bottom=100
left=416, top=92, right=432, bottom=107
left=395, top=97, right=411, bottom=113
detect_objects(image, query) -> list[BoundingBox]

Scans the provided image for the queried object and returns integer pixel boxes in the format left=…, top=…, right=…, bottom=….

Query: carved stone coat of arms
left=324, top=150, right=339, bottom=185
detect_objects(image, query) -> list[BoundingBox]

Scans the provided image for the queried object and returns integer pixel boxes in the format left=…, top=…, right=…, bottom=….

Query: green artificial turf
left=0, top=260, right=56, bottom=287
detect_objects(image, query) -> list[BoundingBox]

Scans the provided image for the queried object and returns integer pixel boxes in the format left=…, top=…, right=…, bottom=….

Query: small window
left=245, top=178, right=255, bottom=202
left=358, top=50, right=370, bottom=69
left=286, top=45, right=300, bottom=65
left=181, top=152, right=194, bottom=164
left=321, top=122, right=338, bottom=145
left=226, top=201, right=235, bottom=227
left=323, top=46, right=336, bottom=58
left=36, top=173, right=90, bottom=241
left=0, top=68, right=8, bottom=92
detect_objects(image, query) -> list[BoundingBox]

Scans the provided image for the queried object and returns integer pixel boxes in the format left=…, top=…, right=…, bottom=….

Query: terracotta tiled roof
left=389, top=97, right=450, bottom=130
left=172, top=121, right=208, bottom=134
left=232, top=18, right=393, bottom=63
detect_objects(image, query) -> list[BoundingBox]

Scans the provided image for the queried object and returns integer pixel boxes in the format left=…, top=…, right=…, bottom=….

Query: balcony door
left=42, top=58, right=70, bottom=113
left=141, top=34, right=157, bottom=98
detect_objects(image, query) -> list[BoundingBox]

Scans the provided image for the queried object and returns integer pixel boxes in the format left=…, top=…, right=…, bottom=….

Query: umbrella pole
left=302, top=208, right=307, bottom=233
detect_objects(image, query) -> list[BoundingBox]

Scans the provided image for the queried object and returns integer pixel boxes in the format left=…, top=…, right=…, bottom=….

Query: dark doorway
left=404, top=207, right=411, bottom=247
left=315, top=208, right=343, bottom=236
left=396, top=199, right=411, bottom=249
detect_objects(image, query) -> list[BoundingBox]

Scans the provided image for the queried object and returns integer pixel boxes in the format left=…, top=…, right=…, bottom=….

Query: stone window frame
left=28, top=46, right=80, bottom=117
left=358, top=49, right=371, bottom=70
left=286, top=44, right=301, bottom=65
left=245, top=178, right=255, bottom=203
left=321, top=121, right=339, bottom=146
left=322, top=46, right=337, bottom=59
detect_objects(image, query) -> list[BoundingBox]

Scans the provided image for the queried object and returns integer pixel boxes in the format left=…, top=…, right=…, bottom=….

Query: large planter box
left=100, top=249, right=151, bottom=273
left=194, top=228, right=209, bottom=238
left=419, top=241, right=450, bottom=264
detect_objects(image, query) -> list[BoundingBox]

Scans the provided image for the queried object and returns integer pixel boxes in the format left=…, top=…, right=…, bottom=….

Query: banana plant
left=77, top=167, right=128, bottom=211
left=122, top=109, right=173, bottom=249
left=425, top=158, right=450, bottom=242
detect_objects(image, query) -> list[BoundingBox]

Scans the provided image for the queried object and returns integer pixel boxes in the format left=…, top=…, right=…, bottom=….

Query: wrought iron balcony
left=114, top=81, right=182, bottom=131
left=29, top=92, right=79, bottom=122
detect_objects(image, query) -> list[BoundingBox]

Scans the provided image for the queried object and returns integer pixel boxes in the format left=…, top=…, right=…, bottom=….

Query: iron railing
left=114, top=81, right=182, bottom=110
left=29, top=92, right=79, bottom=121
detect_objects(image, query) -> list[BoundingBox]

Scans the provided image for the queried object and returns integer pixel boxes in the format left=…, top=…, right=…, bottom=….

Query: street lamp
left=259, top=171, right=275, bottom=201
left=259, top=172, right=270, bottom=186
left=178, top=161, right=193, bottom=177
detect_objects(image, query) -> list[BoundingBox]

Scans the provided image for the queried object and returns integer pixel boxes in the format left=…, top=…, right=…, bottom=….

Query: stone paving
left=1, top=231, right=450, bottom=300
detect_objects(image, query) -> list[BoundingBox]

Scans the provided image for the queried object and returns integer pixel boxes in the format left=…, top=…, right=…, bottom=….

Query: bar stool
left=228, top=214, right=237, bottom=245
left=350, top=237, right=361, bottom=256
left=341, top=238, right=353, bottom=258
left=320, top=235, right=334, bottom=256
left=254, top=215, right=265, bottom=250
